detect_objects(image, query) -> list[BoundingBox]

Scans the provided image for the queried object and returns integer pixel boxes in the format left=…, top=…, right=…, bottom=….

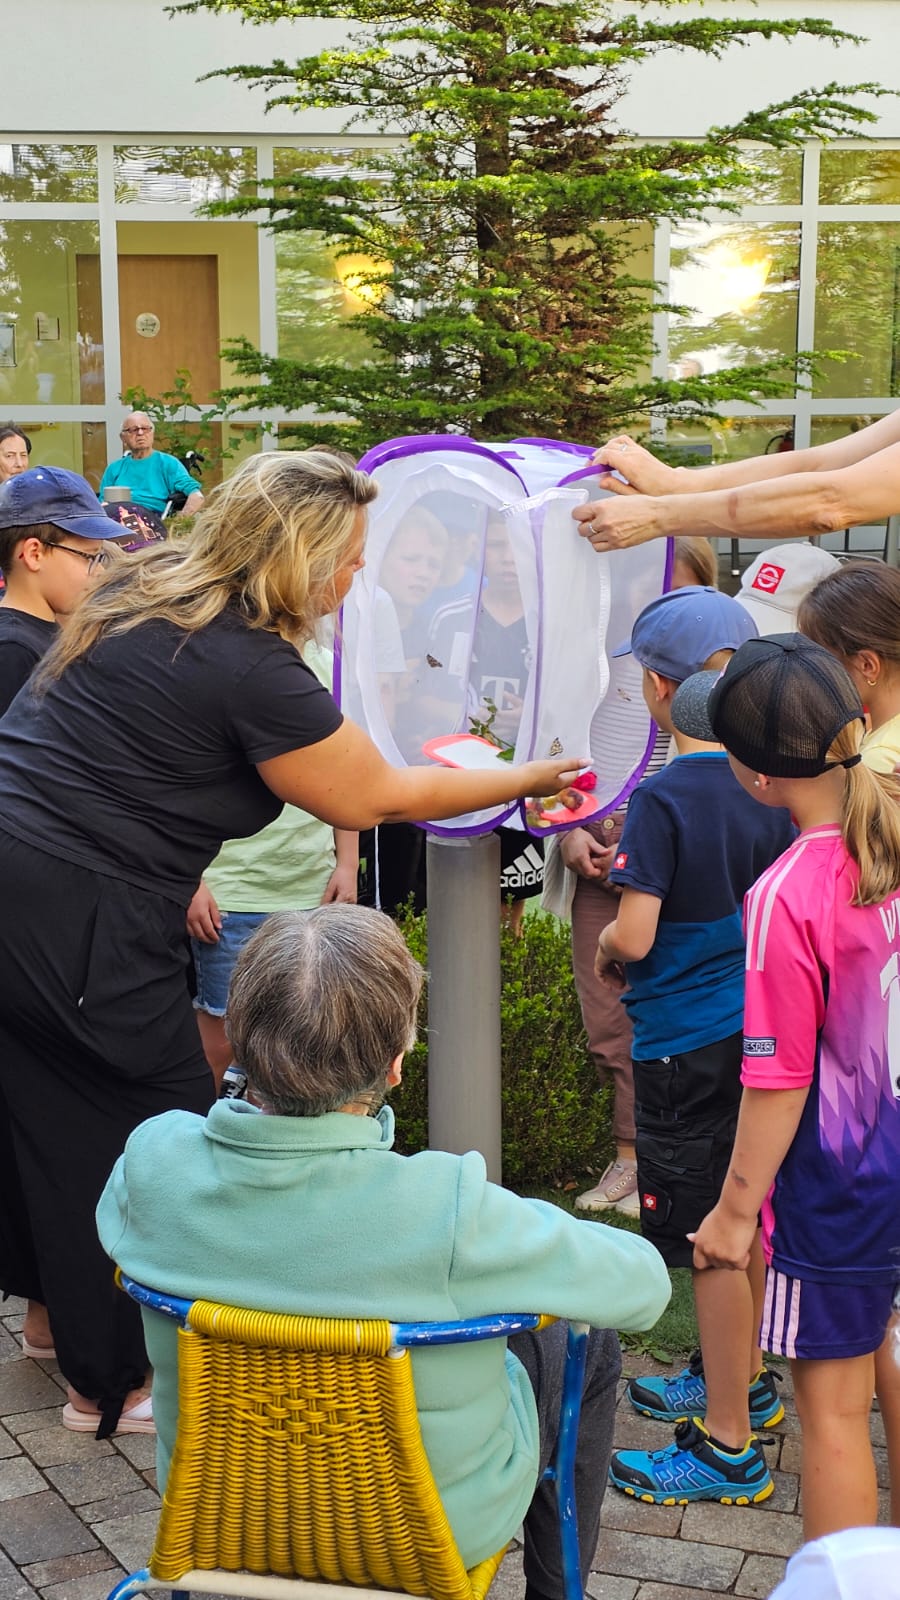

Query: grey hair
left=226, top=906, right=424, bottom=1117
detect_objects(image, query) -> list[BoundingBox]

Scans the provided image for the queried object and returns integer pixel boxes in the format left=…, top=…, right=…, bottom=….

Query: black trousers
left=0, top=830, right=214, bottom=1430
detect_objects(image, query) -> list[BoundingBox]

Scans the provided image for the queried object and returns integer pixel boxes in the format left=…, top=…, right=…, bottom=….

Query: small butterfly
left=426, top=654, right=442, bottom=669
left=549, top=737, right=563, bottom=756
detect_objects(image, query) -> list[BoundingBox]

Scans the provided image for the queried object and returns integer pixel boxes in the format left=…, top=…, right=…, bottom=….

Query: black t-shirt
left=0, top=608, right=59, bottom=716
left=0, top=611, right=343, bottom=904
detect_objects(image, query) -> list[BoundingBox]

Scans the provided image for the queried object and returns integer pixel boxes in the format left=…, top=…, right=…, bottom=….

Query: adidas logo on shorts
left=501, top=843, right=544, bottom=890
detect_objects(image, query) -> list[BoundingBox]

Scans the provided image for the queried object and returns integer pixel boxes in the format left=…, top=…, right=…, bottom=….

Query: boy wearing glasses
left=100, top=412, right=204, bottom=517
left=0, top=466, right=121, bottom=715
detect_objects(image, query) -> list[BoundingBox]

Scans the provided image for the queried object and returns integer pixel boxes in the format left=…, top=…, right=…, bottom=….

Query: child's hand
left=186, top=882, right=222, bottom=944
left=320, top=863, right=359, bottom=904
left=689, top=1205, right=755, bottom=1272
left=595, top=956, right=627, bottom=991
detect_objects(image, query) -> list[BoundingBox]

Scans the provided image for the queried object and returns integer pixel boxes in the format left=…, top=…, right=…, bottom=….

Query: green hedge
left=393, top=905, right=615, bottom=1189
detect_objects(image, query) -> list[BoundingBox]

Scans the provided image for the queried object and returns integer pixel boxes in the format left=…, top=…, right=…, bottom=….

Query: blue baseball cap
left=0, top=466, right=123, bottom=541
left=612, top=585, right=758, bottom=681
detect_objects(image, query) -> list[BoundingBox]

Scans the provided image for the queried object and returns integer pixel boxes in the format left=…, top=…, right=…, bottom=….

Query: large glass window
left=0, top=221, right=102, bottom=406
left=731, top=149, right=803, bottom=206
left=810, top=415, right=881, bottom=449
left=665, top=415, right=796, bottom=463
left=813, top=223, right=900, bottom=397
left=24, top=422, right=107, bottom=489
left=114, top=147, right=256, bottom=205
left=0, top=145, right=97, bottom=202
left=668, top=222, right=801, bottom=390
left=276, top=233, right=379, bottom=365
left=819, top=150, right=900, bottom=205
left=273, top=147, right=382, bottom=366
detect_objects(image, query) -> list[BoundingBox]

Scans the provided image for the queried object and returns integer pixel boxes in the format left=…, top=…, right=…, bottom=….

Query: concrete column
left=425, top=832, right=502, bottom=1182
left=885, top=514, right=900, bottom=568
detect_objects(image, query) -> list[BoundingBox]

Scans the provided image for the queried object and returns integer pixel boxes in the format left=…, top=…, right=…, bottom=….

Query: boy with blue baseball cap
left=596, top=586, right=796, bottom=1506
left=0, top=466, right=121, bottom=715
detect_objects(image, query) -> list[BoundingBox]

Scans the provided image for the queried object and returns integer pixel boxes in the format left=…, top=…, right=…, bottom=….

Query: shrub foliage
left=394, top=904, right=613, bottom=1188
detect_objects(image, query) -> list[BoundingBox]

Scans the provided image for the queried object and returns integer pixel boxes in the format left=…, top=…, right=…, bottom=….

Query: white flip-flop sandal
left=62, top=1395, right=155, bottom=1434
left=21, top=1338, right=57, bottom=1360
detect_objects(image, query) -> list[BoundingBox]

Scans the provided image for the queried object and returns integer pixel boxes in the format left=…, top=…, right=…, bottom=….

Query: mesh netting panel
left=340, top=438, right=671, bottom=833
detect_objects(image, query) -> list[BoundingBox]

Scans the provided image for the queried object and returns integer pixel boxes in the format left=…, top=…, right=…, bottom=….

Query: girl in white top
left=797, top=561, right=900, bottom=776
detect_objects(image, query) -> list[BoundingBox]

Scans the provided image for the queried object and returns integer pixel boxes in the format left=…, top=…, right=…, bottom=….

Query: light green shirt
left=861, top=712, right=900, bottom=777
left=203, top=642, right=335, bottom=910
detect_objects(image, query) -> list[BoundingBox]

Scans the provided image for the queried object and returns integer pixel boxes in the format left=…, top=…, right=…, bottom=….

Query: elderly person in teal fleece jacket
left=97, top=905, right=670, bottom=1599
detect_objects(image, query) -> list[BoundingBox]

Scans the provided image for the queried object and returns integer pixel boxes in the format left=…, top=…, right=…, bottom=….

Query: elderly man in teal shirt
left=99, top=413, right=204, bottom=516
left=97, top=905, right=670, bottom=1598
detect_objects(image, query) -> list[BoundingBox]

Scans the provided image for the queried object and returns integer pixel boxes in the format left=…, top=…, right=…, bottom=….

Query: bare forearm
left=334, top=828, right=359, bottom=869
left=259, top=723, right=580, bottom=832
left=376, top=762, right=533, bottom=827
left=718, top=1086, right=810, bottom=1220
left=668, top=448, right=825, bottom=495
left=649, top=468, right=873, bottom=541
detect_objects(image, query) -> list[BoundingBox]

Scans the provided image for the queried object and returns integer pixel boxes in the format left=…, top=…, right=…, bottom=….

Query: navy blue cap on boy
left=612, top=585, right=758, bottom=682
left=0, top=467, right=124, bottom=542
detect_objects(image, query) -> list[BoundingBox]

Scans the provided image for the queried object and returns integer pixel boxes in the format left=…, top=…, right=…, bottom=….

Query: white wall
left=4, top=0, right=352, bottom=136
left=614, top=2, right=900, bottom=138
left=9, top=0, right=900, bottom=140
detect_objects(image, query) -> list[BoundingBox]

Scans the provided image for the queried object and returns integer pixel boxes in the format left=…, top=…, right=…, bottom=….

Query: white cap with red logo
left=735, top=542, right=841, bottom=635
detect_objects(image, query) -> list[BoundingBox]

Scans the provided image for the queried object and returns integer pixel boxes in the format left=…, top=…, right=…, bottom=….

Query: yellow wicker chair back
left=147, top=1301, right=505, bottom=1600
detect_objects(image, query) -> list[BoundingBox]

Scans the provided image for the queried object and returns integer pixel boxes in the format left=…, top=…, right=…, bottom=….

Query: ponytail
left=827, top=722, right=900, bottom=905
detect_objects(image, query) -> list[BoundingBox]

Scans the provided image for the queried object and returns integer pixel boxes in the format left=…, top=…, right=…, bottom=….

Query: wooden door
left=118, top=255, right=220, bottom=402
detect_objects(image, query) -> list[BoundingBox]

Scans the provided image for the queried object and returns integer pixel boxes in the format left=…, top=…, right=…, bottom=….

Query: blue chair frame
left=109, top=1275, right=589, bottom=1600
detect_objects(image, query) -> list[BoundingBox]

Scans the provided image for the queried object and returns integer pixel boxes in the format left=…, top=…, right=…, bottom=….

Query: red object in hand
left=572, top=771, right=597, bottom=793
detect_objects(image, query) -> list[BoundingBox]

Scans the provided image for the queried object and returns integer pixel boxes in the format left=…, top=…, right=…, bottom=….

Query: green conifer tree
left=176, top=0, right=884, bottom=449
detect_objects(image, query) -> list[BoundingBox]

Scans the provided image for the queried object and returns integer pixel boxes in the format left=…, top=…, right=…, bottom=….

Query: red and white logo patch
left=751, top=562, right=786, bottom=594
left=614, top=851, right=628, bottom=869
left=642, top=1193, right=658, bottom=1212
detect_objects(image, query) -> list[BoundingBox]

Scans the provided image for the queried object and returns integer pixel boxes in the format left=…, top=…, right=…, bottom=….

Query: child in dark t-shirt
left=429, top=515, right=543, bottom=927
left=0, top=466, right=121, bottom=1358
left=594, top=587, right=795, bottom=1508
left=0, top=466, right=120, bottom=715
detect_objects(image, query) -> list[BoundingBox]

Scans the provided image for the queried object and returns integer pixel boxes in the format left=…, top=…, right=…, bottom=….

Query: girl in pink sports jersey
left=691, top=633, right=900, bottom=1541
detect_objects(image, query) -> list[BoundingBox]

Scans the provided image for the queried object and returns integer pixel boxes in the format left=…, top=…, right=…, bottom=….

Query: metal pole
left=426, top=832, right=503, bottom=1182
left=886, top=514, right=900, bottom=569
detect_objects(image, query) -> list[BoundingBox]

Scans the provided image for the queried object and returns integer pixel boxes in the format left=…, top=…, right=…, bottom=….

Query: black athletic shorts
left=632, top=1031, right=743, bottom=1269
left=498, top=825, right=544, bottom=902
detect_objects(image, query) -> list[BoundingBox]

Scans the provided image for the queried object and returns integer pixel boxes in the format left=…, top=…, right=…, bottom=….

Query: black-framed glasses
left=122, top=426, right=152, bottom=436
left=43, top=541, right=111, bottom=574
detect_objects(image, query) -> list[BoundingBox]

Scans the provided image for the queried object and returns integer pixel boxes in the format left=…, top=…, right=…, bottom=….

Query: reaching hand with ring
left=572, top=434, right=684, bottom=552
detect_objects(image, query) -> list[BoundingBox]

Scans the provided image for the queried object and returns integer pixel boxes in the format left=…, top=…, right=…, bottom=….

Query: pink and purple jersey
left=742, top=824, right=900, bottom=1288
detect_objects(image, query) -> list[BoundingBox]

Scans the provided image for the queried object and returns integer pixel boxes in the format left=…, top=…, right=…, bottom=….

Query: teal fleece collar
left=202, top=1098, right=396, bottom=1156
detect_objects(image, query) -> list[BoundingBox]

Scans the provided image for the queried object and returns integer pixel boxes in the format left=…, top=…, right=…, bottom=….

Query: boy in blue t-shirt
left=594, top=587, right=795, bottom=1506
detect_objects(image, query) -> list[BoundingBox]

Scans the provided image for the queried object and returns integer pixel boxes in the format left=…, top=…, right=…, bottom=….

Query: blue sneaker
left=609, top=1417, right=774, bottom=1506
left=626, top=1351, right=784, bottom=1428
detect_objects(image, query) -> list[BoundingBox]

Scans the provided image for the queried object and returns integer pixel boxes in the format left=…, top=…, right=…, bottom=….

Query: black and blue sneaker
left=626, top=1350, right=784, bottom=1428
left=609, top=1417, right=774, bottom=1506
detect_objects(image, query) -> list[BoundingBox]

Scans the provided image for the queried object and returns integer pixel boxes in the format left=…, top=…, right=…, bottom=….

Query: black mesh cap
left=708, top=633, right=865, bottom=777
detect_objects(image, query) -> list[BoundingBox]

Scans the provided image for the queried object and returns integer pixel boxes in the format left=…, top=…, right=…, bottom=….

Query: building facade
left=4, top=0, right=900, bottom=549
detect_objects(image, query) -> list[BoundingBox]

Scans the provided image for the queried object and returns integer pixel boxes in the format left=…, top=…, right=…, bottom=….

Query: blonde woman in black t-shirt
left=0, top=448, right=582, bottom=1440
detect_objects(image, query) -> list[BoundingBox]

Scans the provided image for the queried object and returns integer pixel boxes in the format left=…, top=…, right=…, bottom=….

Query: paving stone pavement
left=0, top=1303, right=888, bottom=1600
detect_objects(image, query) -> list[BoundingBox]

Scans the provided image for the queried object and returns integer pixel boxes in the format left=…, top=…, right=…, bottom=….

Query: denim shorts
left=191, top=911, right=270, bottom=1018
